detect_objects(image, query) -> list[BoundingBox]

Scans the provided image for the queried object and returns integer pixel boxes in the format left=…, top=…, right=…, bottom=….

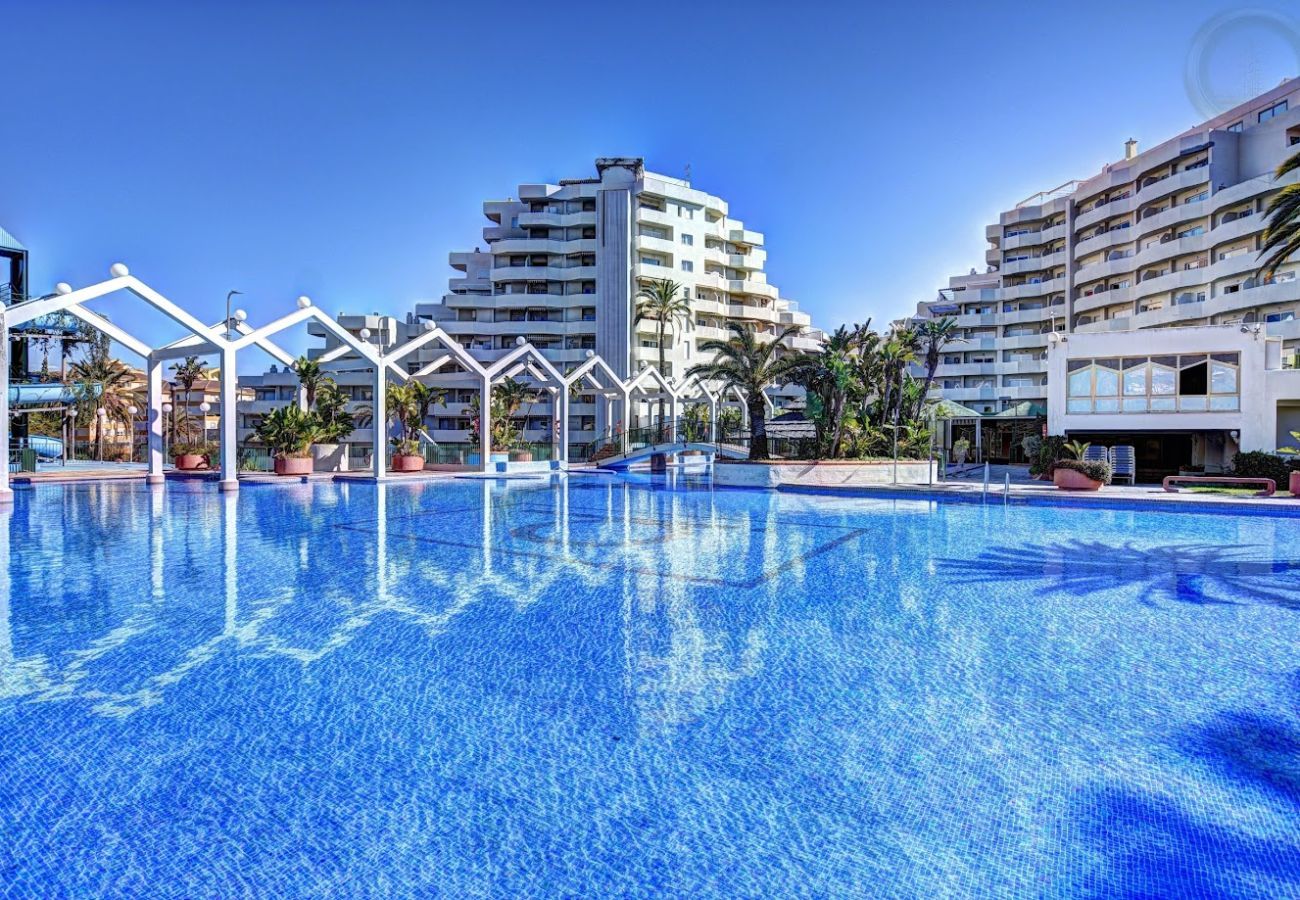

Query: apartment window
left=1227, top=121, right=1243, bottom=133
left=1259, top=100, right=1289, bottom=123
left=681, top=260, right=694, bottom=273
left=1266, top=311, right=1296, bottom=323
left=640, top=256, right=662, bottom=266
left=1177, top=225, right=1205, bottom=239
left=1184, top=190, right=1209, bottom=205
left=680, top=233, right=693, bottom=246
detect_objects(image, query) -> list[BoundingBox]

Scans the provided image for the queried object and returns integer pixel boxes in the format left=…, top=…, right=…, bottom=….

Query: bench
left=1161, top=475, right=1276, bottom=497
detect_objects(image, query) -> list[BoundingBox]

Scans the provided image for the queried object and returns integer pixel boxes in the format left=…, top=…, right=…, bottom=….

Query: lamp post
left=63, top=407, right=75, bottom=465
left=127, top=405, right=138, bottom=463
left=199, top=401, right=212, bottom=445
left=226, top=291, right=245, bottom=341
left=162, top=402, right=173, bottom=460
left=95, top=408, right=106, bottom=461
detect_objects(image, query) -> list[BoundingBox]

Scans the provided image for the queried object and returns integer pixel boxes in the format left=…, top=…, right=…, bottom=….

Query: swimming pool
left=3, top=476, right=1299, bottom=897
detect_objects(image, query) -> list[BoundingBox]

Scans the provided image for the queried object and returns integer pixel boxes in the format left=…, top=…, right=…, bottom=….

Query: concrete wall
left=714, top=460, right=938, bottom=489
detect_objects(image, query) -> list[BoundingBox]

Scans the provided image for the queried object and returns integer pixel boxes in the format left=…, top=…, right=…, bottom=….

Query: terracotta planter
left=174, top=453, right=207, bottom=471
left=274, top=456, right=314, bottom=476
left=508, top=449, right=533, bottom=462
left=391, top=453, right=425, bottom=472
left=1290, top=471, right=1300, bottom=497
left=1053, top=467, right=1103, bottom=491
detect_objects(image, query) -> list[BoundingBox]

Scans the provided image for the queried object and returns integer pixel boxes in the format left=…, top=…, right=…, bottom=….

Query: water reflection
left=0, top=478, right=790, bottom=728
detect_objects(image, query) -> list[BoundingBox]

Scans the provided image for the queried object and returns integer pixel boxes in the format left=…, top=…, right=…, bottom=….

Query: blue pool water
left=3, top=475, right=1300, bottom=897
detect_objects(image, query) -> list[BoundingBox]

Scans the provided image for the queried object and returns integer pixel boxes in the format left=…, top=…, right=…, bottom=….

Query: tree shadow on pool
left=938, top=540, right=1300, bottom=608
left=1066, top=673, right=1300, bottom=897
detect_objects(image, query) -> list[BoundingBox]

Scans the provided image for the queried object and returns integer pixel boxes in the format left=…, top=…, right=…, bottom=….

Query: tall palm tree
left=69, top=355, right=142, bottom=460
left=916, top=317, right=960, bottom=417
left=688, top=322, right=804, bottom=460
left=877, top=329, right=919, bottom=427
left=635, top=278, right=691, bottom=426
left=790, top=325, right=859, bottom=458
left=292, top=356, right=329, bottom=409
left=170, top=355, right=205, bottom=443
left=1260, top=149, right=1300, bottom=280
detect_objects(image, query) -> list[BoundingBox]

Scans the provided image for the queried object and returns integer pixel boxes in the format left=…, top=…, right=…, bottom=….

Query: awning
left=931, top=399, right=986, bottom=419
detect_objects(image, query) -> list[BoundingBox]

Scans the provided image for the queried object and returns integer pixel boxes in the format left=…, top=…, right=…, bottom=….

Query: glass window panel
left=1210, top=395, right=1240, bottom=411
left=1122, top=357, right=1145, bottom=370
left=1150, top=366, right=1175, bottom=394
left=1095, top=358, right=1119, bottom=370
left=1151, top=355, right=1177, bottom=368
left=1067, top=398, right=1091, bottom=413
left=1123, top=397, right=1148, bottom=412
left=1210, top=363, right=1238, bottom=394
left=1067, top=359, right=1090, bottom=372
left=1123, top=365, right=1148, bottom=395
left=1211, top=353, right=1239, bottom=365
left=1180, top=396, right=1208, bottom=412
left=1068, top=368, right=1092, bottom=397
left=1150, top=397, right=1176, bottom=411
left=1095, top=367, right=1119, bottom=395
left=1179, top=354, right=1208, bottom=369
left=1094, top=397, right=1119, bottom=412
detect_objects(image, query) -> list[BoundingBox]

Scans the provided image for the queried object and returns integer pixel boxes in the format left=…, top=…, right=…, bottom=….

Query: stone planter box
left=714, top=459, right=938, bottom=489
left=311, top=443, right=348, bottom=473
left=391, top=454, right=425, bottom=473
left=508, top=449, right=534, bottom=462
left=274, top=456, right=314, bottom=476
left=173, top=453, right=207, bottom=471
left=1053, top=467, right=1103, bottom=491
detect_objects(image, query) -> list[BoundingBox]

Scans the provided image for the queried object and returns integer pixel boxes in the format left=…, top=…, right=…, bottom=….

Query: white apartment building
left=239, top=158, right=823, bottom=458
left=909, top=78, right=1300, bottom=431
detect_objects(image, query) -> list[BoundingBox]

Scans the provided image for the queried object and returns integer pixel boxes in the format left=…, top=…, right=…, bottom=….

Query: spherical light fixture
left=585, top=350, right=595, bottom=359
left=127, top=405, right=138, bottom=416
left=199, top=402, right=211, bottom=413
left=359, top=328, right=372, bottom=341
left=55, top=282, right=72, bottom=295
left=95, top=408, right=106, bottom=418
left=162, top=402, right=173, bottom=413
left=233, top=309, right=248, bottom=322
left=515, top=336, right=526, bottom=347
left=296, top=295, right=312, bottom=309
left=109, top=263, right=130, bottom=278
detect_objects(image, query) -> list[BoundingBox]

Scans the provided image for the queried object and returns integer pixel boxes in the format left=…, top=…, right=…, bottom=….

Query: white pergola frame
left=1, top=266, right=802, bottom=500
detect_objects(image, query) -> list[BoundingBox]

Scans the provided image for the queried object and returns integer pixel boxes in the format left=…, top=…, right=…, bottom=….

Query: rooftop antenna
left=684, top=162, right=692, bottom=184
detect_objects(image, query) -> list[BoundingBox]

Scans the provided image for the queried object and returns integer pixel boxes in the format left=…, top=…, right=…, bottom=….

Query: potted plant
left=171, top=442, right=210, bottom=471
left=508, top=442, right=534, bottom=463
left=309, top=380, right=356, bottom=472
left=386, top=382, right=443, bottom=472
left=1273, top=432, right=1300, bottom=496
left=1052, top=440, right=1111, bottom=491
left=255, top=404, right=318, bottom=476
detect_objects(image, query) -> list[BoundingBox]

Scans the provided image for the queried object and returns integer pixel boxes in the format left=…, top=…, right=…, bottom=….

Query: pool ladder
left=980, top=463, right=1011, bottom=505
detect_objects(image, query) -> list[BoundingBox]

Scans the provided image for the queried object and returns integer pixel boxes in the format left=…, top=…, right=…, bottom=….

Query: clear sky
left=4, top=0, right=1298, bottom=370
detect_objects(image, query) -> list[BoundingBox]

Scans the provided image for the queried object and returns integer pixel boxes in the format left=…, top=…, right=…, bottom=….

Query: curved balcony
left=1001, top=276, right=1065, bottom=301
left=517, top=211, right=596, bottom=229
left=492, top=238, right=597, bottom=254
left=1002, top=223, right=1067, bottom=252
left=1073, top=226, right=1135, bottom=260
left=1131, top=232, right=1210, bottom=271
left=1134, top=166, right=1210, bottom=206
left=1075, top=253, right=1138, bottom=281
left=1132, top=266, right=1210, bottom=305
left=1133, top=197, right=1210, bottom=243
left=633, top=234, right=677, bottom=257
left=1074, top=193, right=1137, bottom=232
left=490, top=265, right=596, bottom=282
left=1075, top=284, right=1134, bottom=315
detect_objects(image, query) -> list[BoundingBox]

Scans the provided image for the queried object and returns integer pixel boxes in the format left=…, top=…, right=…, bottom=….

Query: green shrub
left=1030, top=435, right=1067, bottom=477
left=1054, top=458, right=1112, bottom=484
left=1229, top=451, right=1291, bottom=484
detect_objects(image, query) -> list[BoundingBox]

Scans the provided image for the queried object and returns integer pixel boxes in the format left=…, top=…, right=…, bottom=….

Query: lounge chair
left=1083, top=444, right=1109, bottom=463
left=1109, top=445, right=1136, bottom=484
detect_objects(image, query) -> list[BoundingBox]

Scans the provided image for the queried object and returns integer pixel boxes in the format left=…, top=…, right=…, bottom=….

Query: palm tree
left=635, top=278, right=691, bottom=426
left=1260, top=149, right=1300, bottom=280
left=68, top=355, right=142, bottom=460
left=292, top=356, right=329, bottom=409
left=170, top=356, right=205, bottom=443
left=790, top=325, right=859, bottom=458
left=688, top=322, right=804, bottom=460
left=916, top=317, right=960, bottom=418
left=877, top=329, right=919, bottom=428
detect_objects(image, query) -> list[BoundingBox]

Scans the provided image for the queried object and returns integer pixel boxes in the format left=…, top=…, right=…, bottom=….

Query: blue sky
left=3, top=0, right=1298, bottom=370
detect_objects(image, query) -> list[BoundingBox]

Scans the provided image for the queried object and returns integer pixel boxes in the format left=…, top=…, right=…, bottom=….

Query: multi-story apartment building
left=239, top=158, right=823, bottom=458
left=909, top=78, right=1300, bottom=423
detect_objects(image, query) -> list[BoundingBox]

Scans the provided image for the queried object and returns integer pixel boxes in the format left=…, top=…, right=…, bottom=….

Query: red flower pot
left=391, top=454, right=425, bottom=472
left=1053, top=467, right=1103, bottom=491
left=274, top=456, right=314, bottom=476
left=1290, top=471, right=1300, bottom=498
left=174, top=453, right=207, bottom=471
